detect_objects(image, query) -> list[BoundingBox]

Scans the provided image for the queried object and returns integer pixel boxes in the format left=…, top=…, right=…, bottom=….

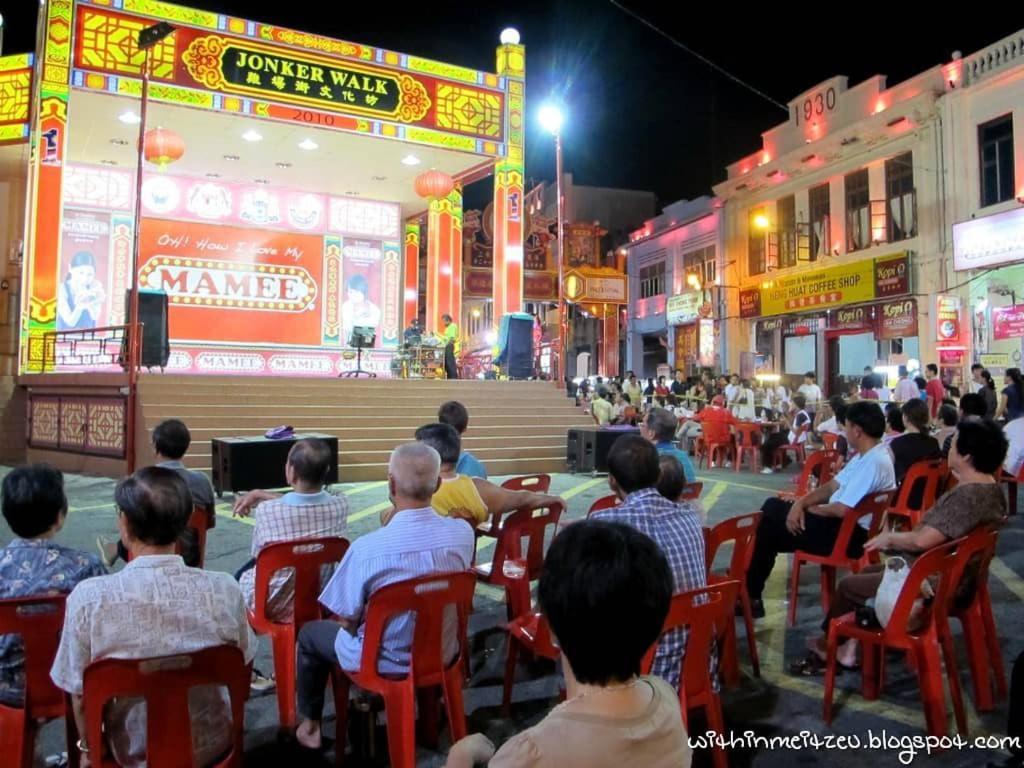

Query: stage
left=21, top=373, right=591, bottom=481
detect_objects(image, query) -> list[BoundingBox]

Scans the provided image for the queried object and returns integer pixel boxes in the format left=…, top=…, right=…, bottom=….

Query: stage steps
left=137, top=376, right=592, bottom=482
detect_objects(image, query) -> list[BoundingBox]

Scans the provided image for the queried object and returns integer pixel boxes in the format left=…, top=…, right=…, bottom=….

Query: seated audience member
left=935, top=404, right=960, bottom=455
left=888, top=399, right=941, bottom=486
left=591, top=391, right=614, bottom=426
left=611, top=392, right=633, bottom=424
left=625, top=372, right=646, bottom=409
left=940, top=393, right=987, bottom=457
left=51, top=467, right=255, bottom=766
left=693, top=395, right=736, bottom=466
left=1005, top=416, right=1024, bottom=478
left=592, top=436, right=705, bottom=690
left=0, top=465, right=105, bottom=706
left=731, top=379, right=757, bottom=420
left=97, top=418, right=215, bottom=568
left=232, top=439, right=348, bottom=622
left=760, top=394, right=811, bottom=474
left=654, top=376, right=671, bottom=406
left=860, top=375, right=880, bottom=400
left=392, top=423, right=562, bottom=528
left=657, top=454, right=705, bottom=522
left=439, top=401, right=487, bottom=479
left=642, top=407, right=696, bottom=483
left=815, top=395, right=848, bottom=438
left=797, top=419, right=1008, bottom=673
left=445, top=520, right=690, bottom=768
left=294, top=443, right=475, bottom=750
left=882, top=402, right=904, bottom=445
left=746, top=402, right=895, bottom=618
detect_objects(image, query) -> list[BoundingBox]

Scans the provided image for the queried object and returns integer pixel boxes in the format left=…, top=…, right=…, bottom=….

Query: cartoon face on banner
left=58, top=209, right=111, bottom=331
left=340, top=238, right=384, bottom=347
left=240, top=188, right=282, bottom=226
left=287, top=193, right=323, bottom=230
left=142, top=175, right=181, bottom=215
left=187, top=182, right=232, bottom=220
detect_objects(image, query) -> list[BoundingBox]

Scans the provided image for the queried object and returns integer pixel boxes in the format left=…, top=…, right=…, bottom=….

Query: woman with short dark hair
left=445, top=520, right=691, bottom=767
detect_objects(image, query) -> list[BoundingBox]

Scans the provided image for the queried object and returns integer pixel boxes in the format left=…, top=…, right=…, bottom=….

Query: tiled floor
left=2, top=465, right=1020, bottom=767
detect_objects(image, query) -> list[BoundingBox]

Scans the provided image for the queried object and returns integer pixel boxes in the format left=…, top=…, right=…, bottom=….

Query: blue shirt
left=655, top=442, right=697, bottom=484
left=456, top=451, right=487, bottom=479
left=319, top=506, right=474, bottom=675
left=0, top=538, right=105, bottom=705
left=593, top=488, right=707, bottom=690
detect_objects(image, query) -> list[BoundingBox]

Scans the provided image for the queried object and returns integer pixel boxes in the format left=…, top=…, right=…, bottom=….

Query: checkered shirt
left=239, top=491, right=349, bottom=621
left=592, top=487, right=707, bottom=690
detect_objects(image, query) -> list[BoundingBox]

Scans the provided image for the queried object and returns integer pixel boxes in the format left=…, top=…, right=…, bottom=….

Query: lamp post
left=125, top=22, right=174, bottom=472
left=539, top=102, right=566, bottom=385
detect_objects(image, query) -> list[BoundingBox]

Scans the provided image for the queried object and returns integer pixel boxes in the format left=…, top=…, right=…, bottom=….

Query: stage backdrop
left=55, top=163, right=403, bottom=376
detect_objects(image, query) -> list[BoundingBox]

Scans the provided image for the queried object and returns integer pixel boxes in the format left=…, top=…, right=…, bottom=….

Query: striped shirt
left=593, top=488, right=707, bottom=690
left=319, top=506, right=474, bottom=675
left=239, top=490, right=348, bottom=621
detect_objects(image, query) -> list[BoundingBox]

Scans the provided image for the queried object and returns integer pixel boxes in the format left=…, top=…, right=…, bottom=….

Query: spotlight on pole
left=538, top=103, right=565, bottom=136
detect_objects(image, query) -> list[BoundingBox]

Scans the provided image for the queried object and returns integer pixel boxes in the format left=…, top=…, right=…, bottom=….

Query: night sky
left=5, top=2, right=1022, bottom=209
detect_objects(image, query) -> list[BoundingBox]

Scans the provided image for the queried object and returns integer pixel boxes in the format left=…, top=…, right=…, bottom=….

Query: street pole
left=555, top=132, right=567, bottom=386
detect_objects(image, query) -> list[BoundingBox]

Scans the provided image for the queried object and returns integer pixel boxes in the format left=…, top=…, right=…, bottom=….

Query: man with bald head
left=294, top=442, right=475, bottom=749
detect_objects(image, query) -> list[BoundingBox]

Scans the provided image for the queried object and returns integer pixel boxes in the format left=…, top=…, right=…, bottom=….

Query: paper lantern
left=414, top=169, right=454, bottom=200
left=143, top=127, right=185, bottom=170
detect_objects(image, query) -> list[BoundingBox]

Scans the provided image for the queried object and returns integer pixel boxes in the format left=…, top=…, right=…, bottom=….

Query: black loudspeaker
left=211, top=433, right=340, bottom=496
left=125, top=289, right=170, bottom=368
left=503, top=315, right=533, bottom=379
left=566, top=426, right=640, bottom=473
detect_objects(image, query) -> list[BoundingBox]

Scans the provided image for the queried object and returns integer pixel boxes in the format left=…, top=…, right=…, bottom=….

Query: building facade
left=622, top=197, right=724, bottom=378
left=715, top=69, right=948, bottom=396
left=946, top=31, right=1024, bottom=385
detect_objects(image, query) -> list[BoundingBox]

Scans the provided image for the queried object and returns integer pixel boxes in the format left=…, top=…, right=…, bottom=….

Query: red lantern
left=414, top=169, right=454, bottom=200
left=143, top=127, right=185, bottom=170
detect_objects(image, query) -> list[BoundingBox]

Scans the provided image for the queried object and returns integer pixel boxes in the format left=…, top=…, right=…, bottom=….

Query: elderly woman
left=445, top=520, right=691, bottom=767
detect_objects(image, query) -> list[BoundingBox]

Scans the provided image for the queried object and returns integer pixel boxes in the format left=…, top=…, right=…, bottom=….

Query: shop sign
left=992, top=304, right=1024, bottom=341
left=586, top=276, right=627, bottom=302
left=667, top=291, right=702, bottom=325
left=758, top=318, right=784, bottom=333
left=827, top=305, right=871, bottom=331
left=979, top=353, right=1010, bottom=369
left=698, top=318, right=715, bottom=367
left=783, top=316, right=824, bottom=336
left=877, top=298, right=918, bottom=341
left=953, top=207, right=1024, bottom=271
left=939, top=349, right=965, bottom=366
left=935, top=295, right=963, bottom=345
left=741, top=253, right=909, bottom=318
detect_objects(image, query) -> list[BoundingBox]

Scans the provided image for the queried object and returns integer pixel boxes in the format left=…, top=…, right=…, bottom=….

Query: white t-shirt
left=1004, top=417, right=1024, bottom=476
left=798, top=383, right=823, bottom=409
left=894, top=378, right=919, bottom=404
left=724, top=384, right=740, bottom=404
left=732, top=388, right=756, bottom=420
left=788, top=410, right=811, bottom=444
left=817, top=416, right=844, bottom=436
left=828, top=442, right=896, bottom=529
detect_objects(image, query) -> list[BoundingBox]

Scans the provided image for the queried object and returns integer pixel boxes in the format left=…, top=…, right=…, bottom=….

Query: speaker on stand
left=123, top=289, right=170, bottom=371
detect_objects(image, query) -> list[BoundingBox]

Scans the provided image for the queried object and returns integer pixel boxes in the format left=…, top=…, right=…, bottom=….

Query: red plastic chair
left=679, top=482, right=704, bottom=501
left=943, top=527, right=1006, bottom=721
left=887, top=459, right=947, bottom=529
left=586, top=494, right=620, bottom=517
left=82, top=645, right=250, bottom=768
left=821, top=432, right=839, bottom=452
left=696, top=421, right=736, bottom=469
left=772, top=423, right=809, bottom=470
left=501, top=572, right=561, bottom=715
left=330, top=572, right=476, bottom=768
left=734, top=423, right=762, bottom=473
left=642, top=581, right=739, bottom=768
left=824, top=541, right=960, bottom=737
left=777, top=450, right=838, bottom=502
left=705, top=513, right=763, bottom=684
left=500, top=474, right=552, bottom=494
left=0, top=595, right=71, bottom=768
left=248, top=536, right=349, bottom=727
left=472, top=502, right=564, bottom=620
left=999, top=465, right=1023, bottom=516
left=788, top=490, right=896, bottom=626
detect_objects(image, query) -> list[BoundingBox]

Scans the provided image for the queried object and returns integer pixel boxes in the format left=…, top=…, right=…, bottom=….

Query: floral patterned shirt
left=0, top=538, right=105, bottom=705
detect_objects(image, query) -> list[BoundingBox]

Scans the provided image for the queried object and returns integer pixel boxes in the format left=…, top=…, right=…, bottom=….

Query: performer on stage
left=403, top=318, right=422, bottom=345
left=441, top=314, right=459, bottom=379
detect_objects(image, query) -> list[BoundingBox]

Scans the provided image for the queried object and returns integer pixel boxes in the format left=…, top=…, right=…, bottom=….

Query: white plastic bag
left=873, top=556, right=910, bottom=628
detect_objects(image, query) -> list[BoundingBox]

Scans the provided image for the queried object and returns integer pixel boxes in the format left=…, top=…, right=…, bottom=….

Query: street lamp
left=539, top=102, right=566, bottom=384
